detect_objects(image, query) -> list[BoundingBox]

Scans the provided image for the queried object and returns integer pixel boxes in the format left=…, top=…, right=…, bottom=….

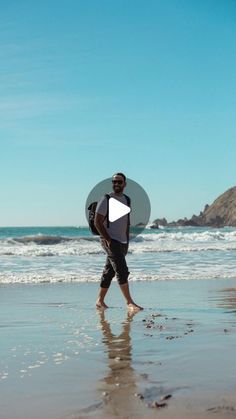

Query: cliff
left=151, top=186, right=236, bottom=228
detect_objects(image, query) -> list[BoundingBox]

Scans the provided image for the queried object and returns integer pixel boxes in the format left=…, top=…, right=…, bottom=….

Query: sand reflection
left=216, top=288, right=236, bottom=312
left=97, top=310, right=140, bottom=418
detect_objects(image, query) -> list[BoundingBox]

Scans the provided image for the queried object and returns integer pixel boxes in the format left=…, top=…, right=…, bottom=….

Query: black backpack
left=87, top=194, right=131, bottom=235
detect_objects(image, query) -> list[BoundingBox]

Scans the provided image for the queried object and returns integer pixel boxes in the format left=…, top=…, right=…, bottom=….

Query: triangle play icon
left=108, top=197, right=131, bottom=222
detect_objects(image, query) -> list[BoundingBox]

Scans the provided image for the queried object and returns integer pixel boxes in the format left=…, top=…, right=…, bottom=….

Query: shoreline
left=2, top=275, right=236, bottom=286
left=1, top=279, right=236, bottom=418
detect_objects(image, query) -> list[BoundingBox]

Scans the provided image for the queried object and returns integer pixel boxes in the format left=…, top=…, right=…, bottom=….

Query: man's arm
left=94, top=213, right=111, bottom=244
left=126, top=199, right=131, bottom=244
left=126, top=222, right=130, bottom=244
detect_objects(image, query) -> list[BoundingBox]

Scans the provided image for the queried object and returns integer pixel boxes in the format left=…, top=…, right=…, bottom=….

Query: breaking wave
left=1, top=227, right=236, bottom=284
left=5, top=234, right=98, bottom=246
left=1, top=230, right=236, bottom=257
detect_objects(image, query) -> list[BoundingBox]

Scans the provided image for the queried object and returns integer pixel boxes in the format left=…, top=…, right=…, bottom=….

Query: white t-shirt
left=95, top=192, right=130, bottom=244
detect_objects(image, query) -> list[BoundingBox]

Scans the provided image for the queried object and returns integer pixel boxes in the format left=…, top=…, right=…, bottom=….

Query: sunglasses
left=112, top=180, right=124, bottom=185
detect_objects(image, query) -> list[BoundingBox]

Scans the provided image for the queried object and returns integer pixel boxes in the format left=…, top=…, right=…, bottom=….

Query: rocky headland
left=151, top=186, right=236, bottom=228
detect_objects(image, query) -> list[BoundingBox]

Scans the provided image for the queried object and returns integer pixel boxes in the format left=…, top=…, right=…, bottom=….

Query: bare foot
left=127, top=310, right=138, bottom=320
left=127, top=302, right=143, bottom=311
left=96, top=300, right=109, bottom=309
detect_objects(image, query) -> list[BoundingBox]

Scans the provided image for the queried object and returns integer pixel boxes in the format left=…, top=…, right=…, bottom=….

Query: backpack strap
left=123, top=194, right=131, bottom=207
left=123, top=194, right=131, bottom=226
left=105, top=194, right=110, bottom=228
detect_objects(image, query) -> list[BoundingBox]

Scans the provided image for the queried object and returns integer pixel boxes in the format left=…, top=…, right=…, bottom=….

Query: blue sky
left=1, top=0, right=236, bottom=226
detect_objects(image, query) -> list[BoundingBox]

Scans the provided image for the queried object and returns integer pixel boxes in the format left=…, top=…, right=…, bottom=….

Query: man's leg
left=119, top=283, right=143, bottom=311
left=96, top=286, right=109, bottom=309
left=108, top=241, right=143, bottom=310
left=96, top=254, right=115, bottom=309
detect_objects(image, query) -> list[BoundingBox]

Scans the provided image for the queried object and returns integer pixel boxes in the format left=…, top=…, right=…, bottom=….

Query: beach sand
left=1, top=279, right=236, bottom=419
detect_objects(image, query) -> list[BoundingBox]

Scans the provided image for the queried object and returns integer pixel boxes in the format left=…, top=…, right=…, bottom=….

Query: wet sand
left=1, top=279, right=236, bottom=418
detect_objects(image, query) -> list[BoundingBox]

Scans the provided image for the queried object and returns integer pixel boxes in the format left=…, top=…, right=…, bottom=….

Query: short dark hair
left=112, top=172, right=126, bottom=182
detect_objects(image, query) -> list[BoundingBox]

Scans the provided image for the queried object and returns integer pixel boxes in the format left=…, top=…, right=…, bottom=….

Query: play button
left=85, top=176, right=151, bottom=240
left=109, top=197, right=131, bottom=222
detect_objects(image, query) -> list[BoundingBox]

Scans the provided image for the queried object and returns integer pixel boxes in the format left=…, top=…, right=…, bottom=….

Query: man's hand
left=105, top=239, right=112, bottom=248
left=94, top=213, right=112, bottom=246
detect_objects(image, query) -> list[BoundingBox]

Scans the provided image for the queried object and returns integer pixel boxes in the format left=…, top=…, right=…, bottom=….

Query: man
left=94, top=172, right=143, bottom=311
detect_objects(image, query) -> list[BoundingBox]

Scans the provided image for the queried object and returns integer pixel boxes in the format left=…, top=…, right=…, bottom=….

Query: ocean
left=1, top=225, right=236, bottom=284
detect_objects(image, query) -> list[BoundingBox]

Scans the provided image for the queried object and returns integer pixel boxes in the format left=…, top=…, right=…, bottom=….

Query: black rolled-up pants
left=100, top=238, right=129, bottom=288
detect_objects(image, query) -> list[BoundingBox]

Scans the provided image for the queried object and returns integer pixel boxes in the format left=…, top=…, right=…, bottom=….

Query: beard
left=113, top=186, right=123, bottom=193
